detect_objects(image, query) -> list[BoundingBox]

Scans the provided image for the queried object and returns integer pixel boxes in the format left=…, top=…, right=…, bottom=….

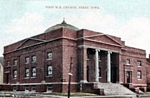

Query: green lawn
left=49, top=92, right=97, bottom=96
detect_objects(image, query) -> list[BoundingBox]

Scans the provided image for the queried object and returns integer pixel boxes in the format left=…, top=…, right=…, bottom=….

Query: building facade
left=3, top=21, right=150, bottom=93
left=0, top=57, right=4, bottom=84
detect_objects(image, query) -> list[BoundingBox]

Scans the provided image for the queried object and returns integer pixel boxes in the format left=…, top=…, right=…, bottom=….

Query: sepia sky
left=1, top=0, right=150, bottom=57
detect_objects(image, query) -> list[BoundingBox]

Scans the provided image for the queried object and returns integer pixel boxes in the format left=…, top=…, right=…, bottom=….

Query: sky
left=1, top=0, right=150, bottom=57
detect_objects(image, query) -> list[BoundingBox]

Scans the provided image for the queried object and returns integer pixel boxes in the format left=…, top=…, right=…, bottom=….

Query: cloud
left=64, top=12, right=150, bottom=57
left=5, top=12, right=46, bottom=41
left=100, top=17, right=150, bottom=57
left=1, top=10, right=150, bottom=58
left=63, top=10, right=117, bottom=31
left=117, top=17, right=150, bottom=56
left=0, top=12, right=46, bottom=56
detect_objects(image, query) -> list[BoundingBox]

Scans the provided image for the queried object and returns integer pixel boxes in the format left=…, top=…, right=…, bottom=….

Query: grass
left=49, top=92, right=97, bottom=96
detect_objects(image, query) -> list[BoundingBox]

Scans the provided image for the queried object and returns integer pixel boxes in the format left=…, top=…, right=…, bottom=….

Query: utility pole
left=68, top=57, right=73, bottom=98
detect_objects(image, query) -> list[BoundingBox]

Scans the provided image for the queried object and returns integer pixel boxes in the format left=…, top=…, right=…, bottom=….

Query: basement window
left=13, top=86, right=17, bottom=91
left=25, top=85, right=29, bottom=91
left=31, top=85, right=36, bottom=92
left=47, top=84, right=52, bottom=92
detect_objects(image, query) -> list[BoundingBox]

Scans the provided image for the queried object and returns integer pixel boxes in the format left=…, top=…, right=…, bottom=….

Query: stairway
left=94, top=83, right=135, bottom=95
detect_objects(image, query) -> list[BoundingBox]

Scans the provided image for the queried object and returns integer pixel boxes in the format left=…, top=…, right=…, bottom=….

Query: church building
left=3, top=20, right=150, bottom=94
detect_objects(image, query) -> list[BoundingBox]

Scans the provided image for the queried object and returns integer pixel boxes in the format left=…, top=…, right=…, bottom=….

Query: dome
left=44, top=20, right=79, bottom=33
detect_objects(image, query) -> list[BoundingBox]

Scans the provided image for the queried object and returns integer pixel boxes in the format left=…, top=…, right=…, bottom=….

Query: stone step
left=94, top=83, right=135, bottom=95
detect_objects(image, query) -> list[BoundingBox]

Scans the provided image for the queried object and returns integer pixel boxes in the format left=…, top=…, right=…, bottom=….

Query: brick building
left=3, top=20, right=150, bottom=94
left=0, top=57, right=4, bottom=84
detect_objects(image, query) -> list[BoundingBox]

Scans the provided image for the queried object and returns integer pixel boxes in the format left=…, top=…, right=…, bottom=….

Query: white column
left=95, top=49, right=100, bottom=82
left=107, top=51, right=112, bottom=83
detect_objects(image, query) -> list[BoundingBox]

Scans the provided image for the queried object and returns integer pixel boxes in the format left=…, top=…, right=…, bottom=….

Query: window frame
left=13, top=86, right=17, bottom=91
left=126, top=59, right=130, bottom=65
left=31, top=85, right=36, bottom=92
left=47, top=65, right=53, bottom=76
left=47, top=84, right=52, bottom=91
left=13, top=70, right=17, bottom=79
left=47, top=52, right=52, bottom=60
left=25, top=68, right=29, bottom=77
left=7, top=61, right=10, bottom=66
left=25, top=57, right=30, bottom=64
left=13, top=59, right=17, bottom=66
left=137, top=61, right=142, bottom=67
left=137, top=70, right=142, bottom=79
left=25, top=85, right=29, bottom=91
left=31, top=55, right=36, bottom=63
left=31, top=67, right=36, bottom=77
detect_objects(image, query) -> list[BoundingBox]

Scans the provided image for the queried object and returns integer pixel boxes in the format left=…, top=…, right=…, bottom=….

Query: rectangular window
left=25, top=57, right=29, bottom=64
left=47, top=66, right=53, bottom=76
left=25, top=85, right=29, bottom=91
left=47, top=52, right=52, bottom=60
left=32, top=67, right=36, bottom=77
left=126, top=59, right=130, bottom=65
left=25, top=68, right=29, bottom=77
left=32, top=56, right=36, bottom=63
left=13, top=59, right=17, bottom=66
left=137, top=61, right=142, bottom=66
left=7, top=61, right=10, bottom=66
left=13, top=86, right=17, bottom=91
left=47, top=84, right=52, bottom=91
left=137, top=70, right=142, bottom=79
left=13, top=70, right=17, bottom=78
left=31, top=85, right=36, bottom=92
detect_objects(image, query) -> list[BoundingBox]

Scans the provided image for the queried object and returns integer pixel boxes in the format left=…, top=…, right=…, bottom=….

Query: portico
left=79, top=45, right=119, bottom=83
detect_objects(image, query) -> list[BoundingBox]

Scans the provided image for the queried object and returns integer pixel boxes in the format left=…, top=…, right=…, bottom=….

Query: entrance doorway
left=127, top=71, right=132, bottom=83
left=110, top=53, right=119, bottom=83
left=111, top=67, right=118, bottom=83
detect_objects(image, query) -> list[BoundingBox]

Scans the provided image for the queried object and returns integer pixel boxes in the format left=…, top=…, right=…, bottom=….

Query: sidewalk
left=38, top=94, right=136, bottom=98
left=0, top=91, right=144, bottom=98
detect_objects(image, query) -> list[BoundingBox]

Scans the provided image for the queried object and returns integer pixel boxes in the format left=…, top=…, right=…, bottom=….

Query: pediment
left=84, top=34, right=122, bottom=47
left=17, top=38, right=45, bottom=49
